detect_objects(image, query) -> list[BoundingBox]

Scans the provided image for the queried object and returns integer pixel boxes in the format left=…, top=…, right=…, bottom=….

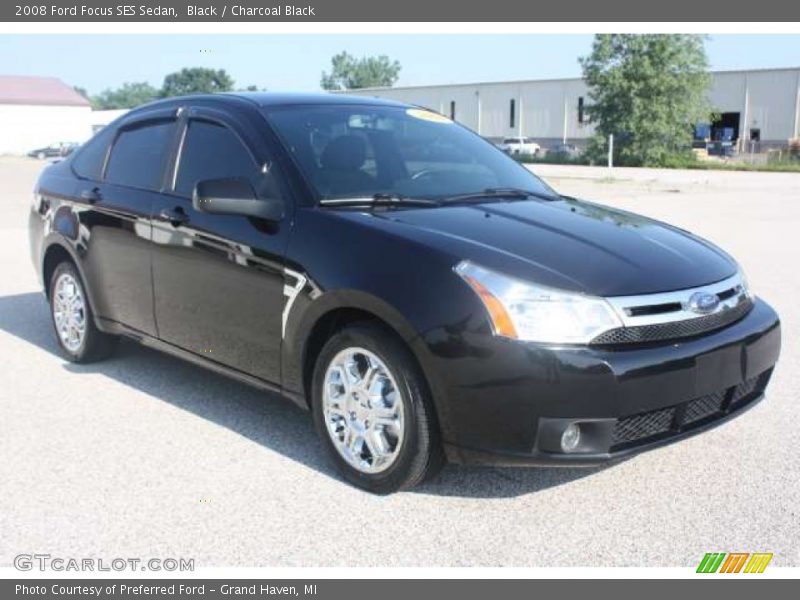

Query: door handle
left=158, top=207, right=190, bottom=227
left=80, top=187, right=102, bottom=204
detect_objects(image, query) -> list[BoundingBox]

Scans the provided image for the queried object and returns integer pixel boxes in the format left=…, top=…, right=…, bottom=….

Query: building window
left=750, top=128, right=761, bottom=142
left=578, top=97, right=585, bottom=124
left=450, top=101, right=456, bottom=120
left=509, top=99, right=516, bottom=129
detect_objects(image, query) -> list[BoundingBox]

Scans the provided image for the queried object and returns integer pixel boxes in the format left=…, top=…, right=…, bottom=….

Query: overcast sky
left=2, top=34, right=798, bottom=94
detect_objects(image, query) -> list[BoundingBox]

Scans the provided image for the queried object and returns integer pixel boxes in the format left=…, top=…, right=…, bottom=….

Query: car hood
left=371, top=197, right=737, bottom=296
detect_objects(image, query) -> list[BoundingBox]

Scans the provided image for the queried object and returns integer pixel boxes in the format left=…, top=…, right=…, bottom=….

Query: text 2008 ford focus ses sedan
left=28, top=93, right=781, bottom=493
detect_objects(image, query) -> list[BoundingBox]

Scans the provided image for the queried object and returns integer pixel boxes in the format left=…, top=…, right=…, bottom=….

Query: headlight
left=737, top=266, right=753, bottom=299
left=454, top=261, right=623, bottom=344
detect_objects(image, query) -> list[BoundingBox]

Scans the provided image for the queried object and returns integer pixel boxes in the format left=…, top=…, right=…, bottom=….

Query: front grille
left=610, top=370, right=770, bottom=451
left=591, top=298, right=753, bottom=345
left=683, top=390, right=726, bottom=424
left=611, top=407, right=675, bottom=446
left=730, top=369, right=772, bottom=408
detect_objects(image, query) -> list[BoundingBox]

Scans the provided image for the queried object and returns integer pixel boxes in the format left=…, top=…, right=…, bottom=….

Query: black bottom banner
left=2, top=579, right=793, bottom=600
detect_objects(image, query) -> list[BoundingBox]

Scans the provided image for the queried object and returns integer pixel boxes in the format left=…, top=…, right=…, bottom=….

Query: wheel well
left=42, top=245, right=73, bottom=300
left=302, top=307, right=445, bottom=442
left=303, top=308, right=379, bottom=399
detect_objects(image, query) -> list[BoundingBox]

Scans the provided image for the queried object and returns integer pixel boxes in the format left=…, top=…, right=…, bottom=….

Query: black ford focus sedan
left=29, top=93, right=781, bottom=493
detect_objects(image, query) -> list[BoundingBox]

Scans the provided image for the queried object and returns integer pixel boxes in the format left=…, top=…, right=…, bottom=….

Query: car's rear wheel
left=311, top=323, right=443, bottom=493
left=49, top=261, right=117, bottom=363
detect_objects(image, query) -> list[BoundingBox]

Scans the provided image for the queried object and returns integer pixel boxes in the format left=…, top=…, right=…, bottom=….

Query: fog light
left=561, top=423, right=581, bottom=452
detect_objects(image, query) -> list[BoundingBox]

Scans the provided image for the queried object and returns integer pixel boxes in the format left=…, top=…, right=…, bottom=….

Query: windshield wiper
left=319, top=193, right=441, bottom=208
left=441, top=187, right=559, bottom=205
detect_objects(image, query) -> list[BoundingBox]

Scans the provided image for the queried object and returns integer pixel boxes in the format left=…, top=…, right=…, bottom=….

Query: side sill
left=96, top=317, right=309, bottom=411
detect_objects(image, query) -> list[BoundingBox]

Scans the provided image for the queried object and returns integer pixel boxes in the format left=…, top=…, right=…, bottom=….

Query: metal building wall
left=0, top=104, right=93, bottom=154
left=346, top=67, right=800, bottom=149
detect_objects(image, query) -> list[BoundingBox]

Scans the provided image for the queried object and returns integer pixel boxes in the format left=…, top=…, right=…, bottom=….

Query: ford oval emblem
left=688, top=291, right=720, bottom=314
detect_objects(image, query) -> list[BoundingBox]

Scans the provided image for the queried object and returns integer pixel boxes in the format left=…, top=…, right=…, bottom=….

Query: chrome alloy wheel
left=52, top=272, right=87, bottom=353
left=322, top=347, right=406, bottom=474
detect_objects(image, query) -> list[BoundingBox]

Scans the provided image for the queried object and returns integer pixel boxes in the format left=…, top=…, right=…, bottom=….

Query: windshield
left=264, top=104, right=555, bottom=202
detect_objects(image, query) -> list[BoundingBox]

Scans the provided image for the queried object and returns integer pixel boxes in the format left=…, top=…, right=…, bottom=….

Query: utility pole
left=741, top=75, right=750, bottom=153
left=608, top=134, right=614, bottom=170
left=794, top=69, right=800, bottom=139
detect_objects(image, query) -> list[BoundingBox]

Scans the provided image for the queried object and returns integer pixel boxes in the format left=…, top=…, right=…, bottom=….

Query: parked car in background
left=499, top=136, right=540, bottom=157
left=548, top=143, right=583, bottom=160
left=28, top=142, right=78, bottom=160
left=29, top=93, right=781, bottom=493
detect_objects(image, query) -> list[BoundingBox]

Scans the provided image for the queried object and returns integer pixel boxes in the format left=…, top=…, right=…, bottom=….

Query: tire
left=49, top=261, right=118, bottom=363
left=311, top=322, right=444, bottom=493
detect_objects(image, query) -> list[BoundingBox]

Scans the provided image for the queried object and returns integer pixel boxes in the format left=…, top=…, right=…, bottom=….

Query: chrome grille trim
left=604, top=272, right=749, bottom=328
left=590, top=299, right=753, bottom=345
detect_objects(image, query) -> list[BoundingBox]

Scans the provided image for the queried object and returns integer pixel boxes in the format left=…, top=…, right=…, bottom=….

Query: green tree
left=92, top=82, right=159, bottom=109
left=320, top=52, right=401, bottom=90
left=72, top=86, right=90, bottom=101
left=579, top=34, right=713, bottom=167
left=160, top=67, right=234, bottom=97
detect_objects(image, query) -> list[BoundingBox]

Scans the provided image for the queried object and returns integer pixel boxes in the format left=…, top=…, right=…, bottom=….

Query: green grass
left=678, top=160, right=800, bottom=173
left=516, top=154, right=589, bottom=166
left=516, top=154, right=800, bottom=173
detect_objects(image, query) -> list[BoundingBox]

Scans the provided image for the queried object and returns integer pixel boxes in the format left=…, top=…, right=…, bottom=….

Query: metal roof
left=0, top=76, right=91, bottom=107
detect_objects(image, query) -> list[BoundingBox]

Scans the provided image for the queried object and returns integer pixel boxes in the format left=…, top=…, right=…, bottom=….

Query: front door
left=150, top=108, right=291, bottom=384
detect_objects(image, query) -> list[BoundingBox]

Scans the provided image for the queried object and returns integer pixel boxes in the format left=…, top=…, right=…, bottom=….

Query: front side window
left=174, top=119, right=278, bottom=199
left=265, top=105, right=554, bottom=200
left=105, top=120, right=176, bottom=190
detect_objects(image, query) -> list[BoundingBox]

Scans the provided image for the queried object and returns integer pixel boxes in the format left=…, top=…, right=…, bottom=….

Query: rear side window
left=105, top=120, right=176, bottom=190
left=72, top=126, right=114, bottom=181
left=175, top=119, right=278, bottom=199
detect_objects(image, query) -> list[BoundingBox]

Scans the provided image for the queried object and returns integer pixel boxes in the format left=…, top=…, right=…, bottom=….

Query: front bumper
left=426, top=297, right=781, bottom=466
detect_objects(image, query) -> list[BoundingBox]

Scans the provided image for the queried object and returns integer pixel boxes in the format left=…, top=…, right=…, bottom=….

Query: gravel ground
left=0, top=157, right=797, bottom=568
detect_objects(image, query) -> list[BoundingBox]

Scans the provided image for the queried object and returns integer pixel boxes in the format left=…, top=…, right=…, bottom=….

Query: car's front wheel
left=311, top=323, right=443, bottom=493
left=49, top=261, right=118, bottom=363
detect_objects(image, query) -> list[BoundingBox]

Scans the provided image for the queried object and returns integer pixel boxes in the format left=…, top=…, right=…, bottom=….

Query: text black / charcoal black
left=28, top=93, right=781, bottom=493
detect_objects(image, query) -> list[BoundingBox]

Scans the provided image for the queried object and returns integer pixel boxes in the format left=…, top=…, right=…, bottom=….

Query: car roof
left=129, top=91, right=412, bottom=113
left=226, top=91, right=411, bottom=108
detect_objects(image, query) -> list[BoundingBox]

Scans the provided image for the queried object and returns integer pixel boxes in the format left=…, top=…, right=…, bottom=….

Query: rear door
left=77, top=109, right=179, bottom=336
left=150, top=105, right=291, bottom=383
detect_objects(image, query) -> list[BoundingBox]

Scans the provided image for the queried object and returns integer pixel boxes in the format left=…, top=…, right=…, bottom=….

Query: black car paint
left=29, top=92, right=781, bottom=466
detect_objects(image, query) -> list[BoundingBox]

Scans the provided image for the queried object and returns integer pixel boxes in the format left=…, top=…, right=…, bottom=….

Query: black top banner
left=5, top=0, right=800, bottom=22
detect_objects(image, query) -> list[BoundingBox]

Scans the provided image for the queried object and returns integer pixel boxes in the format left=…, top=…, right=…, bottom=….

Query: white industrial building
left=345, top=67, right=800, bottom=151
left=3, top=68, right=798, bottom=156
left=0, top=76, right=94, bottom=155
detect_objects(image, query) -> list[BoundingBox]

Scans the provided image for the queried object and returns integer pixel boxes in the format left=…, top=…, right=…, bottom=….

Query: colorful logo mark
left=697, top=552, right=773, bottom=573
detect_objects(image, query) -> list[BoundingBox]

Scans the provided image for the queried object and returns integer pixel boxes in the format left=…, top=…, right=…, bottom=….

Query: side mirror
left=192, top=177, right=284, bottom=221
